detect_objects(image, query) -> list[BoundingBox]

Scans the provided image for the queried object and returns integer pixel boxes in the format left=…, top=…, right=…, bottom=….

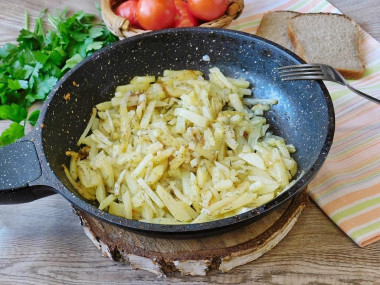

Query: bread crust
left=287, top=21, right=306, bottom=60
left=334, top=68, right=365, bottom=79
left=256, top=10, right=299, bottom=36
left=287, top=12, right=365, bottom=79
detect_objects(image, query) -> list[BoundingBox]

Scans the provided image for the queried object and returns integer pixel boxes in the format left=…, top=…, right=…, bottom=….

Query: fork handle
left=347, top=85, right=380, bottom=104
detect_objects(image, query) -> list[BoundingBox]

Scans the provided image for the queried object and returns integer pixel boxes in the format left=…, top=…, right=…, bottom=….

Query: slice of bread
left=256, top=11, right=300, bottom=52
left=288, top=13, right=365, bottom=79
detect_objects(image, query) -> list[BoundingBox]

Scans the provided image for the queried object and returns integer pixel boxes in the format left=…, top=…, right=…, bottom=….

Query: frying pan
left=0, top=28, right=335, bottom=237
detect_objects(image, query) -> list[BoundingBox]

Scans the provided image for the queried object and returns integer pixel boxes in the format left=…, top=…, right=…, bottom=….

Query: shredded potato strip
left=77, top=108, right=97, bottom=146
left=63, top=68, right=298, bottom=224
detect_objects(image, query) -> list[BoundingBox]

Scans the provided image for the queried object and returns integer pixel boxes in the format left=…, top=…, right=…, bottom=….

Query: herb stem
left=25, top=11, right=29, bottom=31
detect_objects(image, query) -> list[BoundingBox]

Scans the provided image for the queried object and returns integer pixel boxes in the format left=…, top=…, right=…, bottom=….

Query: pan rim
left=38, top=27, right=335, bottom=234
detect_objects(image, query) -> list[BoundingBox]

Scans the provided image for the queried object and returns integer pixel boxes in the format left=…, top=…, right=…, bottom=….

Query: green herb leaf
left=71, top=32, right=89, bottom=42
left=0, top=7, right=118, bottom=146
left=48, top=47, right=66, bottom=65
left=35, top=76, right=58, bottom=99
left=18, top=49, right=35, bottom=65
left=33, top=50, right=49, bottom=64
left=86, top=41, right=103, bottom=52
left=0, top=103, right=28, bottom=122
left=28, top=62, right=43, bottom=88
left=0, top=122, right=25, bottom=146
left=0, top=43, right=18, bottom=59
left=89, top=27, right=104, bottom=38
left=10, top=61, right=34, bottom=79
left=25, top=93, right=37, bottom=106
left=61, top=53, right=83, bottom=71
left=8, top=79, right=29, bottom=90
left=28, top=110, right=40, bottom=126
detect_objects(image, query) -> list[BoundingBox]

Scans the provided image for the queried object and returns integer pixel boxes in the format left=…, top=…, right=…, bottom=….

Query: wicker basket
left=101, top=0, right=245, bottom=38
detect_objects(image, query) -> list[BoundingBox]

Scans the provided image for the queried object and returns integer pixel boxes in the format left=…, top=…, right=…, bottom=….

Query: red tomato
left=137, top=0, right=177, bottom=30
left=115, top=0, right=140, bottom=28
left=173, top=0, right=199, bottom=28
left=188, top=0, right=228, bottom=21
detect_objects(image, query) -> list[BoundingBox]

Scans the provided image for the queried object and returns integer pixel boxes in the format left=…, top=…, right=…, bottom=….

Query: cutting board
left=75, top=190, right=308, bottom=277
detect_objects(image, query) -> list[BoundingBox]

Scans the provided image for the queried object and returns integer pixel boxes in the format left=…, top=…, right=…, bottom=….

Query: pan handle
left=0, top=140, right=55, bottom=204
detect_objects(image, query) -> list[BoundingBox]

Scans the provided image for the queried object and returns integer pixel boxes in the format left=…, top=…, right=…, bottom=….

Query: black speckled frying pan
left=0, top=28, right=335, bottom=237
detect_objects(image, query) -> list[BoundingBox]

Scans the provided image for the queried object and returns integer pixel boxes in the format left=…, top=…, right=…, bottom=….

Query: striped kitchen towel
left=230, top=0, right=380, bottom=247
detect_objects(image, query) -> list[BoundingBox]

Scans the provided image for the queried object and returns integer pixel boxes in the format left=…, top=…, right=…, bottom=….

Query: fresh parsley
left=0, top=122, right=25, bottom=146
left=28, top=110, right=40, bottom=127
left=0, top=8, right=118, bottom=146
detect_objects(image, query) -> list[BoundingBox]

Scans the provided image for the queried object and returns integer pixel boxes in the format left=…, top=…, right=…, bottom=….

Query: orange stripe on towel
left=339, top=207, right=380, bottom=232
left=323, top=183, right=380, bottom=215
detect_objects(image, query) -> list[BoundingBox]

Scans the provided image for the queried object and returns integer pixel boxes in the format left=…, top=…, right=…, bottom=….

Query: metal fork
left=278, top=64, right=380, bottom=104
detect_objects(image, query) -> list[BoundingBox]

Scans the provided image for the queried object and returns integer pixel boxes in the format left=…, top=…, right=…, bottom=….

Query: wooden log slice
left=75, top=190, right=308, bottom=277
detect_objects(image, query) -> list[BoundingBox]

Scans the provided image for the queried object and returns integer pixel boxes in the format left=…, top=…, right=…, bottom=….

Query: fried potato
left=64, top=67, right=298, bottom=224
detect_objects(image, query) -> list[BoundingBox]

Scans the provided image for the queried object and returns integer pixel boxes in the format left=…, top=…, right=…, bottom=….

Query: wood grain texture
left=1, top=195, right=379, bottom=284
left=1, top=0, right=380, bottom=284
left=75, top=192, right=307, bottom=276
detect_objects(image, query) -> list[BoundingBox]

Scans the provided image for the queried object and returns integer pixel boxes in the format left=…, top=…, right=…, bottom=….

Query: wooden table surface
left=1, top=0, right=379, bottom=284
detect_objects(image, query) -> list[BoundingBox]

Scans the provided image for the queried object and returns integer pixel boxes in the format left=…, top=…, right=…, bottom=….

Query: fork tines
left=278, top=64, right=325, bottom=81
